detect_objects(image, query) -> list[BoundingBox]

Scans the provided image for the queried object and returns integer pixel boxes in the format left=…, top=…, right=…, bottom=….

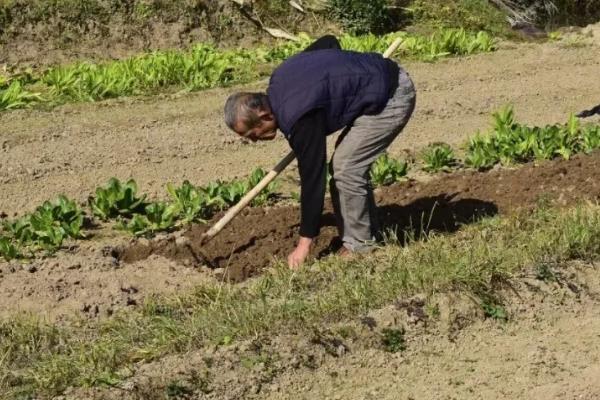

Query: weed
left=535, top=263, right=557, bottom=282
left=481, top=300, right=508, bottom=321
left=381, top=328, right=406, bottom=353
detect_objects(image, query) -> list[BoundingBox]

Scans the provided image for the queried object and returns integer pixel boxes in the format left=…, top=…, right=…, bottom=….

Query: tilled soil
left=1, top=151, right=600, bottom=320
left=120, top=151, right=600, bottom=282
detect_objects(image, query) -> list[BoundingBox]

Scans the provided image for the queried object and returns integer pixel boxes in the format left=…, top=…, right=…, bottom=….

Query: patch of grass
left=3, top=203, right=600, bottom=397
left=406, top=0, right=512, bottom=38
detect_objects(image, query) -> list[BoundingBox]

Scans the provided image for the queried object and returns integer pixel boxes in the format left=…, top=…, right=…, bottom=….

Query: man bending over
left=224, top=35, right=416, bottom=268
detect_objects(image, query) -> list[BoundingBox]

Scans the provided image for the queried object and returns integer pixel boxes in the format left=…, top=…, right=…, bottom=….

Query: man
left=224, top=35, right=416, bottom=268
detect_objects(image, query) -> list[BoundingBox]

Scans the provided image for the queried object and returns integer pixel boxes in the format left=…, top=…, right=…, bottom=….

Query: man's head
left=224, top=92, right=278, bottom=142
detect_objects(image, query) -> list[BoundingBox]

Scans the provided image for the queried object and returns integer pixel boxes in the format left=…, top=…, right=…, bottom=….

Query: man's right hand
left=287, top=236, right=313, bottom=269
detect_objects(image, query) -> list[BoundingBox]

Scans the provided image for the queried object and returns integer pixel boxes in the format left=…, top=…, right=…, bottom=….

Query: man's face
left=233, top=112, right=278, bottom=142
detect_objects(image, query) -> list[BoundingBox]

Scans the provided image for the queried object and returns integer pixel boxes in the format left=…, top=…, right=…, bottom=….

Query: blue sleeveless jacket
left=267, top=49, right=396, bottom=138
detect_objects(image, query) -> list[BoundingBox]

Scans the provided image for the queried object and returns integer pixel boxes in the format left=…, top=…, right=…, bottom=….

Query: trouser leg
left=330, top=70, right=416, bottom=252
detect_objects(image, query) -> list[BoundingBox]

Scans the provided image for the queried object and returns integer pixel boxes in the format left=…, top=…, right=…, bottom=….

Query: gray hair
left=224, top=92, right=270, bottom=131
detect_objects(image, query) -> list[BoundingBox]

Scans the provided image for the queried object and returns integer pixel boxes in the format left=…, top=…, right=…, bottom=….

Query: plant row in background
left=2, top=107, right=599, bottom=262
left=0, top=28, right=495, bottom=111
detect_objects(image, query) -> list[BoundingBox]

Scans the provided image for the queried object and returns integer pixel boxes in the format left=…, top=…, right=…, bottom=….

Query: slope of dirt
left=2, top=40, right=600, bottom=216
left=61, top=261, right=600, bottom=400
left=1, top=151, right=600, bottom=320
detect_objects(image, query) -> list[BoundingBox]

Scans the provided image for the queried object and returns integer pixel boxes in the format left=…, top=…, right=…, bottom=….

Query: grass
left=2, top=202, right=600, bottom=398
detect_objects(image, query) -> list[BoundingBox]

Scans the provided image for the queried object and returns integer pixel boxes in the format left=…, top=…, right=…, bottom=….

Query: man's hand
left=287, top=237, right=313, bottom=269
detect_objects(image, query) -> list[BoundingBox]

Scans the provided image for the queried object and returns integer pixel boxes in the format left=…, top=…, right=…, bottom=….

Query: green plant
left=89, top=178, right=147, bottom=220
left=0, top=80, right=42, bottom=111
left=1, top=29, right=497, bottom=113
left=247, top=168, right=277, bottom=206
left=381, top=328, right=406, bottom=353
left=370, top=153, right=409, bottom=186
left=3, top=195, right=84, bottom=253
left=0, top=235, right=19, bottom=261
left=465, top=106, right=600, bottom=169
left=119, top=202, right=176, bottom=236
left=421, top=142, right=456, bottom=172
left=166, top=181, right=206, bottom=224
left=328, top=0, right=391, bottom=34
left=482, top=301, right=508, bottom=321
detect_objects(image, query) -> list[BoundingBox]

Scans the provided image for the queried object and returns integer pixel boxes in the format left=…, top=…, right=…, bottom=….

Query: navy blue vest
left=267, top=49, right=395, bottom=138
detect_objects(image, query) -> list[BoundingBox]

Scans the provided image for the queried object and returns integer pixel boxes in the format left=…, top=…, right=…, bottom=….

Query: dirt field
left=2, top=37, right=600, bottom=398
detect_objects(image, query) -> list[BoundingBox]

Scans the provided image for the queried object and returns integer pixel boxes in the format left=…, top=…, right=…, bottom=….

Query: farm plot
left=1, top=149, right=600, bottom=319
left=2, top=29, right=600, bottom=400
left=1, top=39, right=600, bottom=322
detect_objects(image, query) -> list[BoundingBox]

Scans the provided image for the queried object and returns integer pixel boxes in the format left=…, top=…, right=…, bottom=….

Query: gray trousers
left=330, top=69, right=416, bottom=251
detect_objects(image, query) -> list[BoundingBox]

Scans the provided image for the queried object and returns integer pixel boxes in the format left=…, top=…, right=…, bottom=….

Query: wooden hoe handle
left=202, top=37, right=403, bottom=243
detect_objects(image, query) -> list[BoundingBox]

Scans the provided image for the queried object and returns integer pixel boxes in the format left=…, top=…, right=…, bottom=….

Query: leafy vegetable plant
left=0, top=236, right=20, bottom=261
left=89, top=178, right=147, bottom=220
left=2, top=195, right=84, bottom=254
left=118, top=202, right=176, bottom=236
left=370, top=153, right=409, bottom=186
left=421, top=142, right=456, bottom=172
left=465, top=106, right=600, bottom=169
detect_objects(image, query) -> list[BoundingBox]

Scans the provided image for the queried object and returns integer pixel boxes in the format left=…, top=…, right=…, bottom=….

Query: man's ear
left=257, top=109, right=274, bottom=121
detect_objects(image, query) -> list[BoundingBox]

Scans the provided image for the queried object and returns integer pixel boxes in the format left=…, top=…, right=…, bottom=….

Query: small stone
left=175, top=236, right=190, bottom=246
left=26, top=264, right=38, bottom=273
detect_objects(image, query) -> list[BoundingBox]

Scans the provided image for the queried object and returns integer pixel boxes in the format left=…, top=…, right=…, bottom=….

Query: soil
left=118, top=151, right=600, bottom=283
left=2, top=38, right=600, bottom=321
left=61, top=260, right=600, bottom=400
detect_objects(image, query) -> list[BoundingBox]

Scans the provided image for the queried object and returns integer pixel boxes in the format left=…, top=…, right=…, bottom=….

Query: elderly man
left=224, top=35, right=416, bottom=268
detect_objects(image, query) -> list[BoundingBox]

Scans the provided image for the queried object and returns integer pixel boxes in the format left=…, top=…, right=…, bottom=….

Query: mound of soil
left=119, top=151, right=600, bottom=282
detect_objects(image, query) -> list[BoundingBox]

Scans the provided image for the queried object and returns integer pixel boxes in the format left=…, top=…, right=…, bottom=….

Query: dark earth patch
left=118, top=151, right=600, bottom=282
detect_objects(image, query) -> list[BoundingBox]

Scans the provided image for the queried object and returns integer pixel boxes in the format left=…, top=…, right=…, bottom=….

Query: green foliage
left=381, top=328, right=406, bottom=353
left=107, top=168, right=276, bottom=236
left=340, top=29, right=496, bottom=62
left=166, top=181, right=206, bottom=225
left=247, top=167, right=278, bottom=206
left=118, top=202, right=176, bottom=236
left=328, top=0, right=391, bottom=35
left=2, top=29, right=496, bottom=112
left=406, top=0, right=511, bottom=37
left=89, top=178, right=147, bottom=221
left=370, top=153, right=409, bottom=186
left=465, top=106, right=600, bottom=169
left=0, top=80, right=42, bottom=110
left=421, top=142, right=456, bottom=172
left=2, top=195, right=84, bottom=255
left=0, top=235, right=20, bottom=261
left=482, top=300, right=508, bottom=321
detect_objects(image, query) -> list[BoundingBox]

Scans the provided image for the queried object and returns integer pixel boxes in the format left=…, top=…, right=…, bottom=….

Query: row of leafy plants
left=0, top=168, right=277, bottom=262
left=0, top=28, right=495, bottom=111
left=3, top=107, right=599, bottom=262
left=374, top=106, right=600, bottom=176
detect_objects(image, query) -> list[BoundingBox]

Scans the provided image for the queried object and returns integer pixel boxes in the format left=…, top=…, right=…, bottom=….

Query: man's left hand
left=288, top=237, right=313, bottom=269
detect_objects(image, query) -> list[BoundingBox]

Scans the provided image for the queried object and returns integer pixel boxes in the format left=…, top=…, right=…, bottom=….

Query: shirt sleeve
left=289, top=109, right=328, bottom=238
left=303, top=35, right=341, bottom=52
